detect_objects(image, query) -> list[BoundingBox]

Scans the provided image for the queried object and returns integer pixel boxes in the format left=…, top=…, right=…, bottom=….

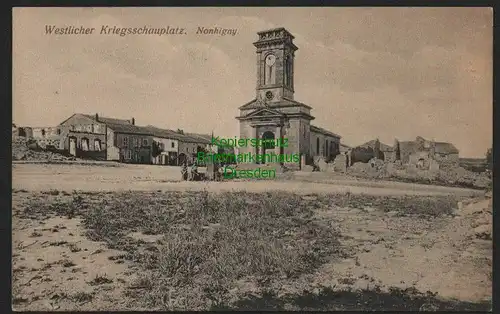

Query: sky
left=13, top=7, right=492, bottom=157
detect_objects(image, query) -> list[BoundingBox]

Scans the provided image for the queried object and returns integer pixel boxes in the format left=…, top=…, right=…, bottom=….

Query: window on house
left=57, top=129, right=61, bottom=135
left=171, top=142, right=175, bottom=148
left=127, top=150, right=132, bottom=159
left=123, top=137, right=129, bottom=147
left=81, top=138, right=89, bottom=151
left=94, top=139, right=101, bottom=151
left=143, top=139, right=148, bottom=146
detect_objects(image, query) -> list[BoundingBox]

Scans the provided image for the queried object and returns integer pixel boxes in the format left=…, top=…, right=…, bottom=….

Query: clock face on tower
left=265, top=54, right=276, bottom=66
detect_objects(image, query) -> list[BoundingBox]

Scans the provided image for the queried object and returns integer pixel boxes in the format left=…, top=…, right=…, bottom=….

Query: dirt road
left=12, top=163, right=483, bottom=197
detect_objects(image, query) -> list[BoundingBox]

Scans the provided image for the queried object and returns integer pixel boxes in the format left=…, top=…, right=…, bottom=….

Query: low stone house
left=145, top=126, right=181, bottom=166
left=176, top=132, right=213, bottom=165
left=58, top=113, right=152, bottom=162
left=145, top=127, right=214, bottom=165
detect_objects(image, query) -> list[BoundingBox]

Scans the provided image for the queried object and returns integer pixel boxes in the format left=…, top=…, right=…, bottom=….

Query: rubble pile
left=314, top=156, right=329, bottom=172
left=346, top=159, right=389, bottom=179
left=456, top=194, right=492, bottom=241
left=339, top=156, right=492, bottom=190
left=437, top=162, right=491, bottom=189
left=12, top=136, right=76, bottom=162
left=332, top=154, right=347, bottom=172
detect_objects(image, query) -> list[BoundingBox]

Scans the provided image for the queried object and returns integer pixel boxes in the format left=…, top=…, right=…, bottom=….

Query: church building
left=236, top=27, right=342, bottom=169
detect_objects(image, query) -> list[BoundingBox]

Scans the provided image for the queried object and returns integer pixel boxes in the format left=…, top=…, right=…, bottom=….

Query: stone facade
left=58, top=114, right=109, bottom=160
left=59, top=113, right=153, bottom=163
left=152, top=137, right=179, bottom=165
left=236, top=28, right=342, bottom=170
left=114, top=132, right=153, bottom=164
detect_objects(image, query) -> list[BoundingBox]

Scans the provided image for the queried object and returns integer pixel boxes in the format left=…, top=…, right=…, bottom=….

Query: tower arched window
left=264, top=54, right=276, bottom=85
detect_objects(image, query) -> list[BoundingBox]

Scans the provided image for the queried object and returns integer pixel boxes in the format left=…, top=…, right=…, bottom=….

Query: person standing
left=191, top=161, right=199, bottom=181
left=181, top=162, right=188, bottom=181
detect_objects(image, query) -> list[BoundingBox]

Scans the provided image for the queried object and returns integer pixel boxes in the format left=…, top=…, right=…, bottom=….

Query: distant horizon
left=13, top=7, right=492, bottom=158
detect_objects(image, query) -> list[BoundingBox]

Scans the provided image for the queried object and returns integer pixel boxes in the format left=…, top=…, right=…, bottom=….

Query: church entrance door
left=261, top=131, right=275, bottom=164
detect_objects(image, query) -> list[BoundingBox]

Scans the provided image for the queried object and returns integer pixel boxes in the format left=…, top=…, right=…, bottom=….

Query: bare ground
left=11, top=163, right=492, bottom=311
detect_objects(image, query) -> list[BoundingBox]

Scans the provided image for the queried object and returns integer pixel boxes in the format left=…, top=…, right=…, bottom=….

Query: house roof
left=358, top=139, right=393, bottom=152
left=339, top=144, right=351, bottom=152
left=185, top=133, right=213, bottom=143
left=106, top=122, right=155, bottom=136
left=399, top=141, right=417, bottom=151
left=145, top=126, right=212, bottom=144
left=239, top=97, right=312, bottom=110
left=435, top=142, right=459, bottom=154
left=59, top=113, right=212, bottom=143
left=81, top=114, right=133, bottom=126
left=61, top=113, right=150, bottom=135
left=310, top=125, right=341, bottom=139
left=399, top=138, right=459, bottom=155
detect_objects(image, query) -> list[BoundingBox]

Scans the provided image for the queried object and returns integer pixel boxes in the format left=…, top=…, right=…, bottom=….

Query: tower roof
left=253, top=27, right=298, bottom=51
left=256, top=27, right=295, bottom=39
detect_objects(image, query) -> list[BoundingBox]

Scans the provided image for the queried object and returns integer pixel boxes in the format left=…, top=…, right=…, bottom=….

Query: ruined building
left=396, top=136, right=459, bottom=166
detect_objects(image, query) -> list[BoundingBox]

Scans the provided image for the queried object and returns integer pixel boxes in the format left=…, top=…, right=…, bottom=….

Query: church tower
left=254, top=28, right=298, bottom=103
left=237, top=27, right=322, bottom=171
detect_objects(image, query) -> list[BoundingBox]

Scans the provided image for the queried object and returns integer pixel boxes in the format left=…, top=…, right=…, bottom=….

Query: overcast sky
left=13, top=7, right=492, bottom=157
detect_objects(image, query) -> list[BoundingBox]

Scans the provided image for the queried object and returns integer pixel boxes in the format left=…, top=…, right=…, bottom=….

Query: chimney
left=131, top=118, right=135, bottom=125
left=95, top=113, right=99, bottom=121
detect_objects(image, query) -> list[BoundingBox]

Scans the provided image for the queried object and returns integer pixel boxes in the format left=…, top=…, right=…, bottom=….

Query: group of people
left=180, top=160, right=226, bottom=181
left=181, top=161, right=200, bottom=181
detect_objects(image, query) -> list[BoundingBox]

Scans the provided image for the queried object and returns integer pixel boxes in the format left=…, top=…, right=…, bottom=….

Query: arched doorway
left=261, top=131, right=275, bottom=163
left=81, top=138, right=89, bottom=151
